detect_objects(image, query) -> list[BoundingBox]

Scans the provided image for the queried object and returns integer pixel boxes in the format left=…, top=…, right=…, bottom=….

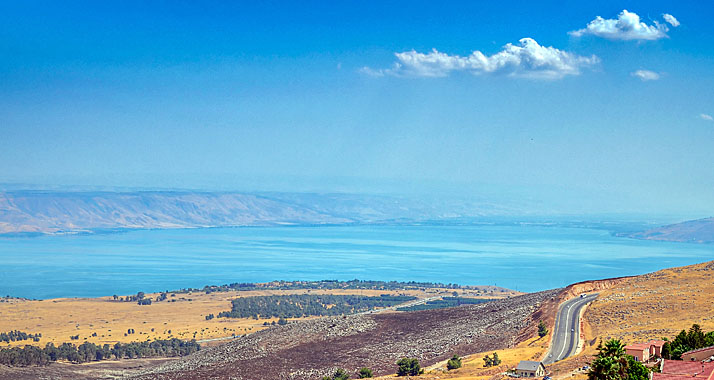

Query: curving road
left=543, top=293, right=598, bottom=364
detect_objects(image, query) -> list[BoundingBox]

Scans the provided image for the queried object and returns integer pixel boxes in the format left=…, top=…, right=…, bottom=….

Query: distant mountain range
left=0, top=190, right=522, bottom=235
left=623, top=217, right=714, bottom=243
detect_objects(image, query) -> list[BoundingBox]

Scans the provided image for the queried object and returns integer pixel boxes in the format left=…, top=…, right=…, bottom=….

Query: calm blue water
left=0, top=224, right=712, bottom=299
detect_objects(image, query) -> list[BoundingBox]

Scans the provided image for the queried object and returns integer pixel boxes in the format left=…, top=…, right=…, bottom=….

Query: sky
left=1, top=1, right=713, bottom=216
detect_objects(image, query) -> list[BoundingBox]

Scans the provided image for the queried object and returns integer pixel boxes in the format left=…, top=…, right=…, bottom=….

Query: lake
left=0, top=224, right=712, bottom=299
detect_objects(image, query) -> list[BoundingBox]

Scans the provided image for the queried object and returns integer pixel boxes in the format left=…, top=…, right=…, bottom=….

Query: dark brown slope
left=132, top=289, right=559, bottom=380
left=625, top=217, right=714, bottom=243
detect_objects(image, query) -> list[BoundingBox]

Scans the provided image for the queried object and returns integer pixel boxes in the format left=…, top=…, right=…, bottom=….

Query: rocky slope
left=131, top=289, right=560, bottom=380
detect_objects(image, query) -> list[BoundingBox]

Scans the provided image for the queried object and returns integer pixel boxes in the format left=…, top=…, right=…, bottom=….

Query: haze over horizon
left=2, top=1, right=713, bottom=217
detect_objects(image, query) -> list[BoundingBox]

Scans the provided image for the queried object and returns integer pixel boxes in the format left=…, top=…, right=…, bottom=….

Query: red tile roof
left=654, top=374, right=709, bottom=380
left=661, top=360, right=714, bottom=378
left=684, top=346, right=714, bottom=355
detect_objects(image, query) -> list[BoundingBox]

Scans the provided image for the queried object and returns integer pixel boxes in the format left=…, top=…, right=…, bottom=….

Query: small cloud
left=360, top=38, right=599, bottom=80
left=631, top=69, right=660, bottom=81
left=570, top=10, right=674, bottom=40
left=700, top=114, right=714, bottom=121
left=662, top=13, right=680, bottom=27
left=358, top=66, right=386, bottom=77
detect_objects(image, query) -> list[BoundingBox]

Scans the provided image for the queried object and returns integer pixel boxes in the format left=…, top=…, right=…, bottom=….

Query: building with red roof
left=625, top=340, right=667, bottom=362
left=682, top=346, right=714, bottom=362
left=652, top=360, right=714, bottom=380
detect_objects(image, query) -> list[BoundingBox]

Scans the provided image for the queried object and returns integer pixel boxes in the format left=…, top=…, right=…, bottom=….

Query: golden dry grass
left=548, top=260, right=714, bottom=379
left=585, top=261, right=714, bottom=344
left=371, top=335, right=550, bottom=380
left=0, top=287, right=518, bottom=349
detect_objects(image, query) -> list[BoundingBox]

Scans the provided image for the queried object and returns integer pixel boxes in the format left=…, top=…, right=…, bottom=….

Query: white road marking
left=557, top=302, right=574, bottom=360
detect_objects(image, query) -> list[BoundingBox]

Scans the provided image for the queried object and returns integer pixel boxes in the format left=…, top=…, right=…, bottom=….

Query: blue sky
left=1, top=1, right=713, bottom=215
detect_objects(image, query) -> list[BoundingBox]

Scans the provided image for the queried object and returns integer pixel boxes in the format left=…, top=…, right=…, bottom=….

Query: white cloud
left=700, top=114, right=714, bottom=121
left=631, top=69, right=660, bottom=81
left=361, top=38, right=599, bottom=80
left=570, top=10, right=674, bottom=40
left=662, top=13, right=680, bottom=27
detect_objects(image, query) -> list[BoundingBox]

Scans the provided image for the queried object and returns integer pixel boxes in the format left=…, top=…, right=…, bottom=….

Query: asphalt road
left=543, top=293, right=598, bottom=364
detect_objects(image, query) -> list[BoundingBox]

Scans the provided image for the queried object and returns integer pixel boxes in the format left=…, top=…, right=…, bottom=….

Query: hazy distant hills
left=624, top=217, right=714, bottom=243
left=0, top=191, right=520, bottom=235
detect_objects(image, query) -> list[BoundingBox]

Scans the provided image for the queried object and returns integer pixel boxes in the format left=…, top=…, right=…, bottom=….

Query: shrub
left=359, top=367, right=373, bottom=378
left=538, top=321, right=549, bottom=338
left=397, top=357, right=423, bottom=376
left=447, top=354, right=462, bottom=370
left=322, top=368, right=349, bottom=380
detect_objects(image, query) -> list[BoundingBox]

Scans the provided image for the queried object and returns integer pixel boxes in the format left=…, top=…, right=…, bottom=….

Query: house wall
left=683, top=347, right=714, bottom=361
left=626, top=348, right=649, bottom=362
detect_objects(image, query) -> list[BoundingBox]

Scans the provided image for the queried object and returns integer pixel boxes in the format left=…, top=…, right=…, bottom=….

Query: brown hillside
left=130, top=289, right=559, bottom=380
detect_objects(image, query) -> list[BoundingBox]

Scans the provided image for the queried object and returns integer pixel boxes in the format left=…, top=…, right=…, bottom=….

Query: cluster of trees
left=0, top=338, right=200, bottom=366
left=190, top=279, right=468, bottom=295
left=217, top=294, right=417, bottom=319
left=662, top=324, right=714, bottom=360
left=538, top=321, right=549, bottom=338
left=397, top=297, right=493, bottom=312
left=447, top=354, right=462, bottom=370
left=588, top=339, right=649, bottom=380
left=0, top=331, right=41, bottom=343
left=262, top=317, right=289, bottom=326
left=483, top=352, right=501, bottom=367
left=112, top=291, right=170, bottom=305
left=321, top=367, right=373, bottom=379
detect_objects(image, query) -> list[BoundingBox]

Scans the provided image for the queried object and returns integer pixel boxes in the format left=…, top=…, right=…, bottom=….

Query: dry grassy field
left=0, top=286, right=518, bottom=349
left=545, top=260, right=714, bottom=380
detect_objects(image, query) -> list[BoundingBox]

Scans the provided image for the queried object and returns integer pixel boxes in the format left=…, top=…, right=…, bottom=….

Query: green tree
left=626, top=355, right=650, bottom=380
left=483, top=354, right=492, bottom=367
left=359, top=367, right=373, bottom=378
left=538, top=321, right=549, bottom=338
left=277, top=317, right=288, bottom=325
left=397, top=358, right=423, bottom=376
left=687, top=324, right=705, bottom=349
left=492, top=352, right=501, bottom=366
left=588, top=339, right=629, bottom=380
left=447, top=354, right=462, bottom=370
